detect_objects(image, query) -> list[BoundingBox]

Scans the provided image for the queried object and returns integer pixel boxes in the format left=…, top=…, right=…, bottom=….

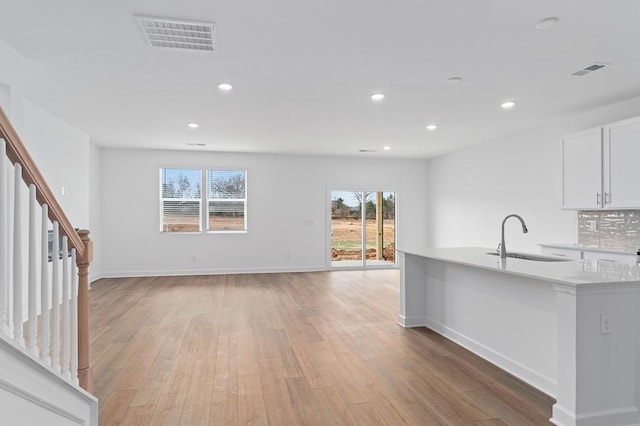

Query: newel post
left=76, top=229, right=93, bottom=393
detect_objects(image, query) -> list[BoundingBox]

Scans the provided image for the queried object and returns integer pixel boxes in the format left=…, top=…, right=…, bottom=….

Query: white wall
left=101, top=149, right=429, bottom=277
left=0, top=38, right=25, bottom=129
left=0, top=83, right=10, bottom=116
left=22, top=100, right=90, bottom=230
left=0, top=38, right=91, bottom=232
left=89, top=144, right=102, bottom=281
left=426, top=96, right=640, bottom=253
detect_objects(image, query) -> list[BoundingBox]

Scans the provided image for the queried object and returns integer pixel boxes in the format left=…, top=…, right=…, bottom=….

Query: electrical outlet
left=600, top=314, right=611, bottom=335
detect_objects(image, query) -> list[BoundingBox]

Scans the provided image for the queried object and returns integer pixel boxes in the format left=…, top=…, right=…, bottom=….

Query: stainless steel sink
left=486, top=252, right=571, bottom=262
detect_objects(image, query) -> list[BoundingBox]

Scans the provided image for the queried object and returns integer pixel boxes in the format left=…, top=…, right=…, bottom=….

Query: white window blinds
left=160, top=168, right=202, bottom=232
left=207, top=169, right=247, bottom=232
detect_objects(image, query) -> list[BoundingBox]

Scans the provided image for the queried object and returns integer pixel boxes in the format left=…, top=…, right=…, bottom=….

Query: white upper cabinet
left=603, top=116, right=640, bottom=209
left=562, top=128, right=603, bottom=209
left=562, top=116, right=640, bottom=210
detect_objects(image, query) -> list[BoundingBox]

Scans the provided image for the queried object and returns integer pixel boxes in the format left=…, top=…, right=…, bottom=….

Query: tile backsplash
left=578, top=210, right=640, bottom=252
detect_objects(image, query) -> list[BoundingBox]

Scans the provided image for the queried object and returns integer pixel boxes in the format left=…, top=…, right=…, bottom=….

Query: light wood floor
left=91, top=270, right=554, bottom=425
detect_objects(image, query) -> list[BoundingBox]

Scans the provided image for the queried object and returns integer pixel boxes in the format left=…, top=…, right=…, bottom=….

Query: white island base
left=398, top=248, right=640, bottom=426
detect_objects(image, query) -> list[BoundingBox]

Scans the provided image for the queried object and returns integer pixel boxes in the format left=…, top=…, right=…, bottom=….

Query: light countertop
left=397, top=247, right=640, bottom=286
left=539, top=243, right=637, bottom=255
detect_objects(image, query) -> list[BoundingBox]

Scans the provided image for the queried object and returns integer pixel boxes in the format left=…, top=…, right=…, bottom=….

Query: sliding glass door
left=330, top=190, right=396, bottom=269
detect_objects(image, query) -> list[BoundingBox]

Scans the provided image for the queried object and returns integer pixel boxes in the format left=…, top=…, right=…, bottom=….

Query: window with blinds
left=207, top=169, right=247, bottom=232
left=160, top=168, right=202, bottom=232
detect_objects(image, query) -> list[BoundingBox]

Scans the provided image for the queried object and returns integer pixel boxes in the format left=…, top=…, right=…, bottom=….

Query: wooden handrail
left=0, top=106, right=85, bottom=259
left=0, top=105, right=92, bottom=392
left=76, top=230, right=93, bottom=392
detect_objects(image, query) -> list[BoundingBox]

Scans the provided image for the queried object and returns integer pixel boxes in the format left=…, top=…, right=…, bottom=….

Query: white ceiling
left=0, top=0, right=639, bottom=159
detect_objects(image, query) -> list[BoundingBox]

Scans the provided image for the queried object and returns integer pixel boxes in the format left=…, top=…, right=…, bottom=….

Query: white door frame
left=326, top=187, right=398, bottom=270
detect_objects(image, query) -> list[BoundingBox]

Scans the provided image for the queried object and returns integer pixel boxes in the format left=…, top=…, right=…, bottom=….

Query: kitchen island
left=397, top=247, right=640, bottom=426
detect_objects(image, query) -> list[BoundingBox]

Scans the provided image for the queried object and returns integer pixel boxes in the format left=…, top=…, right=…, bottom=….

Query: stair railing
left=0, top=106, right=93, bottom=392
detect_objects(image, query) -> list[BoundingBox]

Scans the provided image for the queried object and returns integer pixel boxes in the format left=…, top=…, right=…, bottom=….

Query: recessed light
left=426, top=124, right=437, bottom=131
left=371, top=93, right=385, bottom=101
left=218, top=83, right=233, bottom=91
left=187, top=122, right=199, bottom=129
left=383, top=146, right=391, bottom=151
left=536, top=17, right=559, bottom=30
left=501, top=101, right=516, bottom=110
left=446, top=77, right=462, bottom=84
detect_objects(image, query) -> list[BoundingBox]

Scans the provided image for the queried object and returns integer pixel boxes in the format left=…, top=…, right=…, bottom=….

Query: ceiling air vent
left=136, top=15, right=216, bottom=52
left=571, top=63, right=609, bottom=77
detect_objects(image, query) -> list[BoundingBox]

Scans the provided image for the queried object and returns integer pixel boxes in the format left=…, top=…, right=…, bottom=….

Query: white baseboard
left=552, top=403, right=640, bottom=426
left=424, top=316, right=557, bottom=398
left=100, top=265, right=328, bottom=279
left=89, top=273, right=104, bottom=283
left=0, top=335, right=98, bottom=425
left=397, top=314, right=428, bottom=328
left=0, top=378, right=84, bottom=425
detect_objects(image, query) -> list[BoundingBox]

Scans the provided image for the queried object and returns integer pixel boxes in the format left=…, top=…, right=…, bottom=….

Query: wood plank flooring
left=90, top=270, right=554, bottom=425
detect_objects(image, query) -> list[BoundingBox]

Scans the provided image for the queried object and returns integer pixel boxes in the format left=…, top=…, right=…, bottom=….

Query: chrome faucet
left=500, top=214, right=528, bottom=259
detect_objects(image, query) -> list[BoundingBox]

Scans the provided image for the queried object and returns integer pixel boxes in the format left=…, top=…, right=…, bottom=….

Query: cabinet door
left=562, top=128, right=603, bottom=209
left=604, top=117, right=640, bottom=208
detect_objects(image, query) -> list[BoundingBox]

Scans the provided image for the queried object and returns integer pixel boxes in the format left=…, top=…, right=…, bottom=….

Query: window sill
left=160, top=231, right=203, bottom=235
left=207, top=230, right=247, bottom=234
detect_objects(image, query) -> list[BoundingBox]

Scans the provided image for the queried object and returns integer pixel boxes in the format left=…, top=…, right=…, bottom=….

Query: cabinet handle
left=552, top=253, right=568, bottom=257
left=604, top=192, right=610, bottom=204
left=596, top=192, right=601, bottom=205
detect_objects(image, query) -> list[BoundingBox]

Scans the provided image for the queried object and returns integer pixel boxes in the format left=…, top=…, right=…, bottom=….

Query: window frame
left=159, top=167, right=248, bottom=234
left=206, top=169, right=248, bottom=234
left=159, top=168, right=203, bottom=233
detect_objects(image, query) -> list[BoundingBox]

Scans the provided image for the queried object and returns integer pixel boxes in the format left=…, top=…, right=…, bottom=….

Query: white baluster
left=51, top=221, right=60, bottom=373
left=40, top=204, right=50, bottom=365
left=27, top=184, right=38, bottom=355
left=70, top=249, right=78, bottom=384
left=0, top=140, right=8, bottom=335
left=61, top=236, right=70, bottom=379
left=12, top=163, right=23, bottom=346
